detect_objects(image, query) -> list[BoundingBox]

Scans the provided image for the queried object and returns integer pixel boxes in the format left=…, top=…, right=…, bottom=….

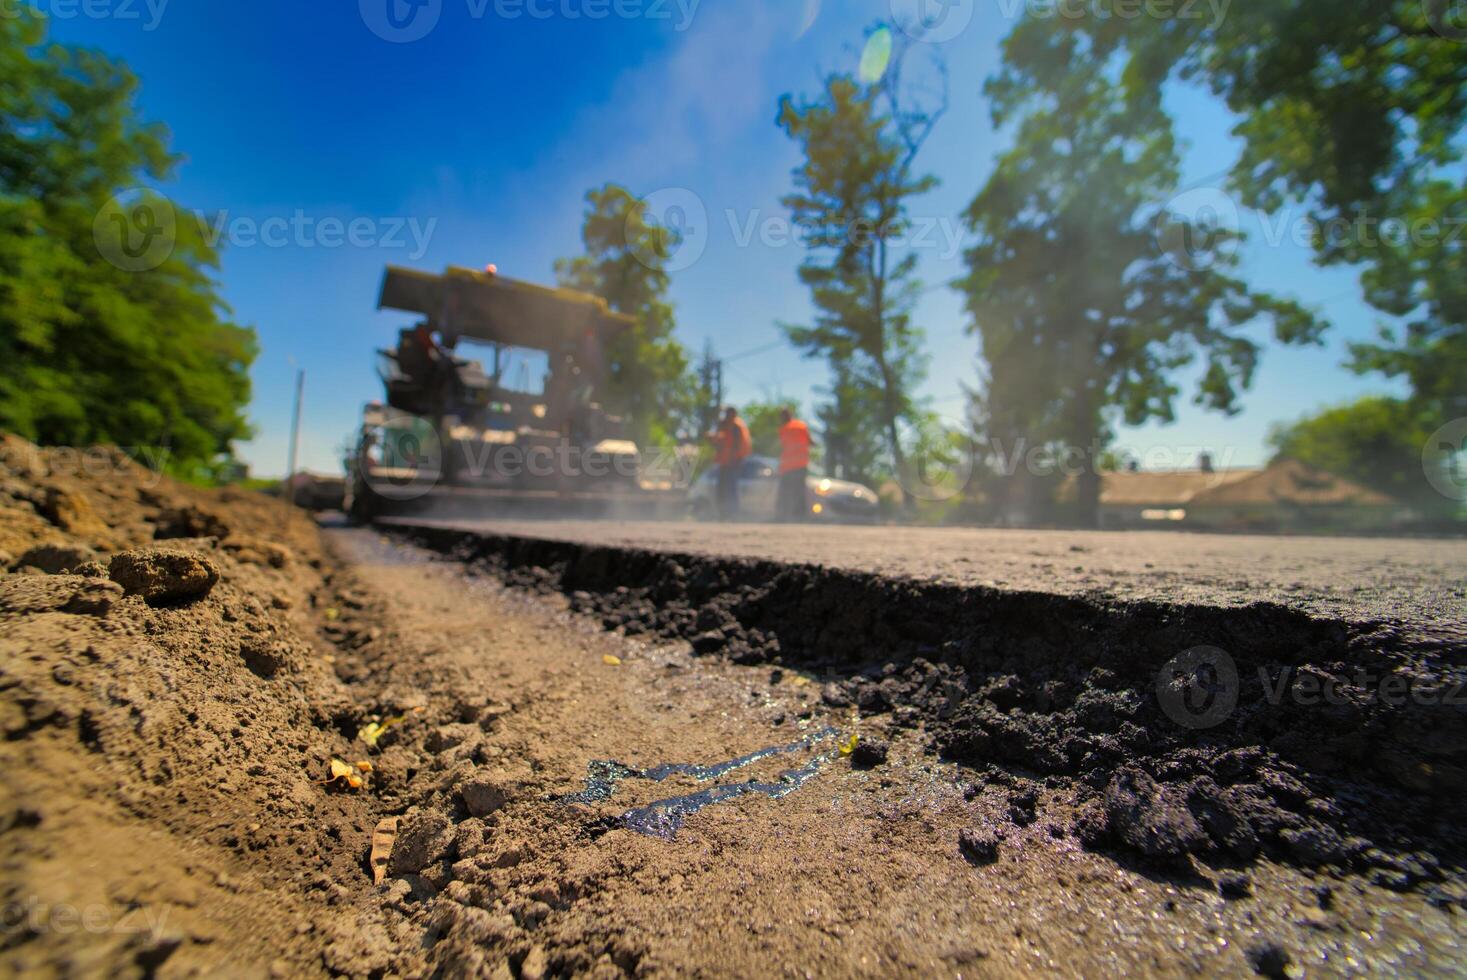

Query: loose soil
left=2, top=437, right=1464, bottom=977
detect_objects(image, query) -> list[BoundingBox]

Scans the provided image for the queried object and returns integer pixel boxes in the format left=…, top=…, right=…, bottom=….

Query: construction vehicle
left=346, top=265, right=684, bottom=521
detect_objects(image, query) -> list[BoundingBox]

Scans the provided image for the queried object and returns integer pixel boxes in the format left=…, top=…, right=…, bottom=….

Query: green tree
left=1268, top=396, right=1455, bottom=518
left=555, top=184, right=700, bottom=447
left=738, top=399, right=800, bottom=458
left=0, top=10, right=256, bottom=478
left=776, top=25, right=944, bottom=483
left=814, top=356, right=887, bottom=483
left=1005, top=2, right=1467, bottom=422
left=962, top=31, right=1323, bottom=526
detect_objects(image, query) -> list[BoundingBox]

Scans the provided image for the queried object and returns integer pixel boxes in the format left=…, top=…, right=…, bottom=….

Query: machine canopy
left=378, top=265, right=634, bottom=352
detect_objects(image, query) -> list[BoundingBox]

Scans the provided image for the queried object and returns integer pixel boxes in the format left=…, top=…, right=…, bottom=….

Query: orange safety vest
left=778, top=419, right=811, bottom=473
left=715, top=418, right=752, bottom=467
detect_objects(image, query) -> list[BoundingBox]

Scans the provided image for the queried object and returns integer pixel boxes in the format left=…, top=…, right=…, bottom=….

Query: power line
left=723, top=339, right=787, bottom=362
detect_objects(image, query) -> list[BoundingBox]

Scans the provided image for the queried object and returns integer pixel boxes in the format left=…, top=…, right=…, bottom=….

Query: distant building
left=1064, top=458, right=1403, bottom=531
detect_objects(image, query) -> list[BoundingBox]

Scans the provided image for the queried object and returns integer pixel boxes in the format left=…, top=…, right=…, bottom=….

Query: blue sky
left=46, top=0, right=1403, bottom=475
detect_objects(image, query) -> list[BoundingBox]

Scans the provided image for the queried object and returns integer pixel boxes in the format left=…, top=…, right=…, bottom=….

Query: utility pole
left=284, top=368, right=304, bottom=507
left=697, top=341, right=723, bottom=435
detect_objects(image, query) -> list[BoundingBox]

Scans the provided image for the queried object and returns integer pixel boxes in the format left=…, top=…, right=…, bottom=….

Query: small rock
left=387, top=811, right=453, bottom=876
left=460, top=774, right=509, bottom=817
left=958, top=827, right=1000, bottom=865
left=109, top=549, right=219, bottom=604
left=851, top=738, right=889, bottom=768
left=1297, top=905, right=1330, bottom=929
left=427, top=723, right=479, bottom=753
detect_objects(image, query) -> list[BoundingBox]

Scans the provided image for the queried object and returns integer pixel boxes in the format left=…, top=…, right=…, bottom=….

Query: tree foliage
left=1268, top=396, right=1456, bottom=518
left=776, top=25, right=944, bottom=484
left=0, top=11, right=256, bottom=478
left=554, top=184, right=700, bottom=447
left=738, top=398, right=801, bottom=459
left=963, top=30, right=1323, bottom=525
left=1006, top=1, right=1467, bottom=420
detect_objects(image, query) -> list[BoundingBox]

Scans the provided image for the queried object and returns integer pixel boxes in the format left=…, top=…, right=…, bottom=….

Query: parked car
left=687, top=456, right=879, bottom=522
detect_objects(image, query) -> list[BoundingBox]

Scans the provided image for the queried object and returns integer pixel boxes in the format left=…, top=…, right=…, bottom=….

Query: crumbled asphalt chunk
left=958, top=827, right=999, bottom=865
left=690, top=630, right=726, bottom=654
left=1186, top=777, right=1259, bottom=860
left=1245, top=942, right=1292, bottom=979
left=108, top=549, right=219, bottom=604
left=850, top=738, right=889, bottom=768
left=1104, top=768, right=1207, bottom=861
left=1074, top=800, right=1110, bottom=848
left=1280, top=825, right=1348, bottom=867
left=1218, top=873, right=1252, bottom=900
left=1007, top=781, right=1040, bottom=826
left=820, top=683, right=851, bottom=707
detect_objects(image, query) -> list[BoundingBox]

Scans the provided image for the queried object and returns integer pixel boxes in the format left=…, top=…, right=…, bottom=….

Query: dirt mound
left=394, top=524, right=1467, bottom=899
left=0, top=437, right=415, bottom=976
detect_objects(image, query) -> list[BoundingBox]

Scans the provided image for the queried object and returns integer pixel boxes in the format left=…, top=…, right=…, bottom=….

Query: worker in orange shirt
left=708, top=406, right=752, bottom=520
left=776, top=407, right=813, bottom=521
